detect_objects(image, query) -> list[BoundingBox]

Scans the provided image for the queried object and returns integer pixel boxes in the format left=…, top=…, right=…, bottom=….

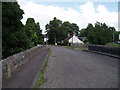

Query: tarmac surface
left=40, top=45, right=118, bottom=88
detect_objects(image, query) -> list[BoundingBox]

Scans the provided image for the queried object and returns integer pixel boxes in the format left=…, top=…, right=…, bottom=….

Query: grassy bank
left=34, top=48, right=51, bottom=88
left=106, top=42, right=120, bottom=48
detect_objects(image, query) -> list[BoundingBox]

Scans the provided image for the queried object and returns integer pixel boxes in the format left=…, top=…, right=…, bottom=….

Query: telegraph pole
left=72, top=33, right=73, bottom=46
left=71, top=31, right=74, bottom=47
left=113, top=29, right=114, bottom=42
left=55, top=34, right=56, bottom=45
left=119, top=34, right=120, bottom=40
left=46, top=34, right=48, bottom=47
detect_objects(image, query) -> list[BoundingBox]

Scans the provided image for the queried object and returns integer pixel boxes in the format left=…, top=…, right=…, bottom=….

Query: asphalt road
left=40, top=45, right=118, bottom=88
left=2, top=47, right=49, bottom=88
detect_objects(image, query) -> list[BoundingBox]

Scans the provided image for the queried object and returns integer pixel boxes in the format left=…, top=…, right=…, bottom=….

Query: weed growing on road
left=34, top=48, right=51, bottom=88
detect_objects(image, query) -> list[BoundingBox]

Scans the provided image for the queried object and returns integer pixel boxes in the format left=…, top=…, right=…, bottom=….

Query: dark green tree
left=59, top=21, right=70, bottom=40
left=46, top=17, right=80, bottom=44
left=79, top=22, right=119, bottom=45
left=70, top=23, right=79, bottom=36
left=24, top=18, right=36, bottom=46
left=46, top=17, right=62, bottom=44
left=24, top=18, right=44, bottom=46
left=35, top=22, right=44, bottom=44
left=2, top=2, right=30, bottom=58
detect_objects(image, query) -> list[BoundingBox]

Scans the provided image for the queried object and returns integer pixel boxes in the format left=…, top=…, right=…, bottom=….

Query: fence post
left=7, top=64, right=11, bottom=79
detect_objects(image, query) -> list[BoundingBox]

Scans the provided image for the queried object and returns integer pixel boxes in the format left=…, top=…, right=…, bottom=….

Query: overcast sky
left=17, top=0, right=118, bottom=34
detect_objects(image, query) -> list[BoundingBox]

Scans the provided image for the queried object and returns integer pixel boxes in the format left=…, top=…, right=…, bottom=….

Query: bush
left=63, top=40, right=69, bottom=46
left=57, top=42, right=63, bottom=46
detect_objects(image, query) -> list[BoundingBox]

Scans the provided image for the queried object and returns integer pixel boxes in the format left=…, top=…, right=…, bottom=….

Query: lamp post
left=72, top=32, right=73, bottom=46
left=55, top=34, right=57, bottom=45
left=46, top=29, right=50, bottom=46
left=119, top=34, right=120, bottom=40
left=53, top=33, right=56, bottom=45
left=112, top=29, right=114, bottom=43
left=110, top=27, right=115, bottom=43
left=46, top=34, right=48, bottom=47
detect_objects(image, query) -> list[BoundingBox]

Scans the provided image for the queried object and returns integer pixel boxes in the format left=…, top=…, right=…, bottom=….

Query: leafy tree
left=79, top=29, right=87, bottom=37
left=35, top=22, right=44, bottom=44
left=46, top=17, right=62, bottom=44
left=24, top=18, right=36, bottom=46
left=63, top=40, right=69, bottom=46
left=59, top=21, right=71, bottom=41
left=2, top=2, right=30, bottom=59
left=60, top=22, right=79, bottom=38
left=46, top=17, right=80, bottom=44
left=86, top=24, right=95, bottom=44
left=70, top=23, right=79, bottom=36
left=79, top=22, right=119, bottom=45
left=24, top=18, right=44, bottom=46
left=109, top=27, right=120, bottom=42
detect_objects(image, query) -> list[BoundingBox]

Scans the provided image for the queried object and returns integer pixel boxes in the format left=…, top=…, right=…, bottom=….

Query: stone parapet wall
left=88, top=45, right=120, bottom=56
left=2, top=45, right=48, bottom=79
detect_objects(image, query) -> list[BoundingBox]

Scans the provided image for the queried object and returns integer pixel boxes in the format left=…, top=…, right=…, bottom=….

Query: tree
left=79, top=22, right=119, bottom=45
left=86, top=24, right=95, bottom=44
left=46, top=17, right=80, bottom=44
left=79, top=28, right=87, bottom=37
left=59, top=21, right=71, bottom=41
left=70, top=23, right=79, bottom=36
left=46, top=17, right=62, bottom=44
left=2, top=2, right=30, bottom=58
left=24, top=18, right=44, bottom=46
left=24, top=18, right=36, bottom=46
left=35, top=22, right=44, bottom=44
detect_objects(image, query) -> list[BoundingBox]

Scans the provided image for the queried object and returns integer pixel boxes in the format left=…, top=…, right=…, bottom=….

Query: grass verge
left=34, top=48, right=51, bottom=88
left=64, top=46, right=74, bottom=49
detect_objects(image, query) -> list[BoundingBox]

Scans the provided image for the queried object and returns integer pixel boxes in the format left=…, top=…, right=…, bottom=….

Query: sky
left=17, top=0, right=118, bottom=34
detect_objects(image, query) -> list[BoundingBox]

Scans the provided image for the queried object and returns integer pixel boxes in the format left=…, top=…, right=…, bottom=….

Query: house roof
left=78, top=37, right=86, bottom=41
left=65, top=35, right=84, bottom=44
left=69, top=35, right=84, bottom=44
left=65, top=35, right=72, bottom=41
left=65, top=36, right=86, bottom=41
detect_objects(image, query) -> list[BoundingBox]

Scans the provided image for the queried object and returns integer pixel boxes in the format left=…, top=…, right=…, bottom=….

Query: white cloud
left=17, top=1, right=118, bottom=34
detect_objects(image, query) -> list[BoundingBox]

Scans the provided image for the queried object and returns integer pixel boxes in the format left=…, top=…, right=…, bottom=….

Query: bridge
left=2, top=45, right=118, bottom=88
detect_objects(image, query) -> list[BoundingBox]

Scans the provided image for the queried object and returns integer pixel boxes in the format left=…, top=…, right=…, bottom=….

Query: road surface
left=40, top=45, right=118, bottom=88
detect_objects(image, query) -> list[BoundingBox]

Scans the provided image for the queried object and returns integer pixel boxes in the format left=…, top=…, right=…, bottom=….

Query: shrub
left=63, top=40, right=69, bottom=46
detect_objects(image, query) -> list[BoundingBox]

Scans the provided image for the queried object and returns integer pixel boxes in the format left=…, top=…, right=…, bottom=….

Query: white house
left=43, top=34, right=48, bottom=44
left=69, top=35, right=84, bottom=44
left=65, top=33, right=84, bottom=46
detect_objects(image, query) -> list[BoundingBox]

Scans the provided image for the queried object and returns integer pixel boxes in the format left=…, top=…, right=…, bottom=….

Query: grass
left=64, top=46, right=74, bottom=49
left=106, top=42, right=120, bottom=48
left=34, top=48, right=51, bottom=88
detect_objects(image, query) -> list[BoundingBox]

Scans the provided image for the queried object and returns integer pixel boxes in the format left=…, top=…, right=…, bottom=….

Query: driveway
left=40, top=45, right=118, bottom=88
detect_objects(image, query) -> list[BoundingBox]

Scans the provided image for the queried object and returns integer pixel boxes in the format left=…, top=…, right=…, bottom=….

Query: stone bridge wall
left=88, top=45, right=120, bottom=56
left=2, top=45, right=48, bottom=79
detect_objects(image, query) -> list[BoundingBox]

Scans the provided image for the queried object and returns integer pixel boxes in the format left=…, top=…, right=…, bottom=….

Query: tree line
left=46, top=17, right=120, bottom=45
left=2, top=2, right=43, bottom=59
left=79, top=22, right=120, bottom=45
left=46, top=17, right=79, bottom=45
left=2, top=2, right=120, bottom=58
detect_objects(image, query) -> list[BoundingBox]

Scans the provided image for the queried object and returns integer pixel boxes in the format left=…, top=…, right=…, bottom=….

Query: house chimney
left=68, top=33, right=70, bottom=36
left=73, top=31, right=76, bottom=36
